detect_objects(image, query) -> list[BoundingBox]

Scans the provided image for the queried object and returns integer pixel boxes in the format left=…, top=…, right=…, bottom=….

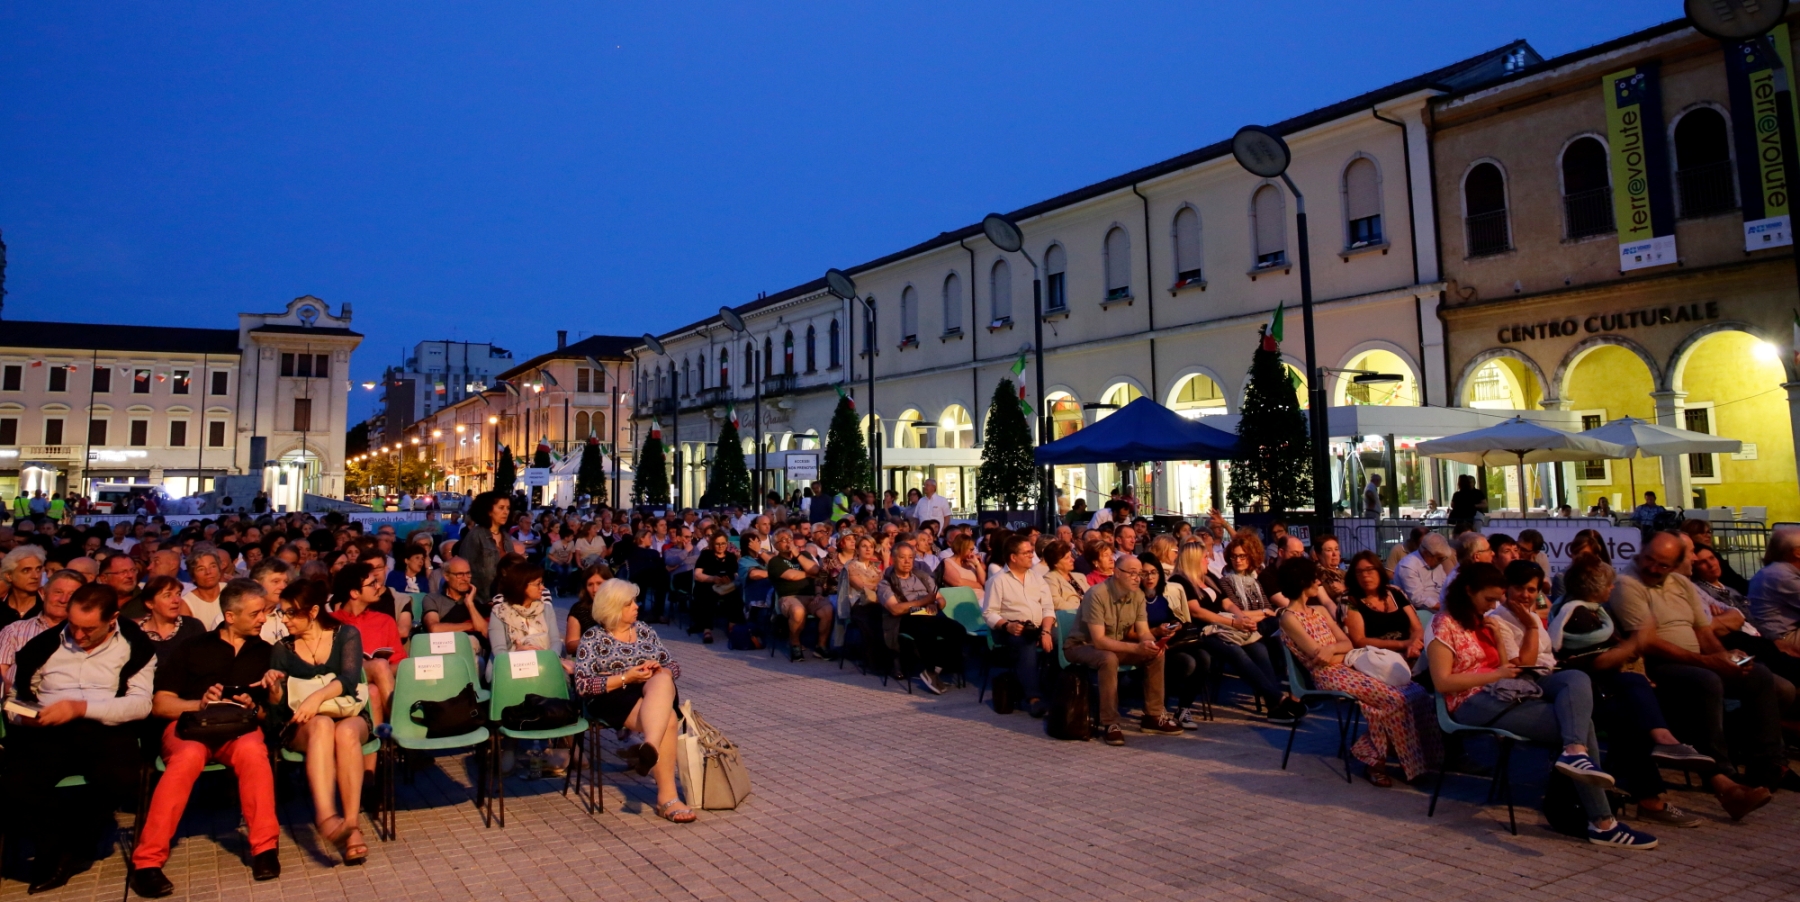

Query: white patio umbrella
left=1577, top=416, right=1742, bottom=506
left=1417, top=417, right=1630, bottom=513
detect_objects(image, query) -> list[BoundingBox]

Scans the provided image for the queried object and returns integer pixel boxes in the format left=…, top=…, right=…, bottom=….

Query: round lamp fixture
left=1232, top=125, right=1292, bottom=178
left=1685, top=0, right=1788, bottom=40
left=824, top=268, right=858, bottom=302
left=981, top=213, right=1024, bottom=253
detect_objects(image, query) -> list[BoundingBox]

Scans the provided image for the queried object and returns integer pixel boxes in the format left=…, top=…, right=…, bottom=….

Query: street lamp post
left=825, top=270, right=879, bottom=497
left=718, top=307, right=763, bottom=506
left=981, top=213, right=1052, bottom=530
left=642, top=335, right=677, bottom=512
left=1233, top=125, right=1333, bottom=539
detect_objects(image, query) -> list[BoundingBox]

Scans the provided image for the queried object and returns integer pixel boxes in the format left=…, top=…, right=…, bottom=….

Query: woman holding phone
left=574, top=579, right=694, bottom=823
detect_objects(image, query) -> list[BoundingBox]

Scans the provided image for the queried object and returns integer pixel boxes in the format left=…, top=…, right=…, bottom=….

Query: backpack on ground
left=727, top=622, right=762, bottom=650
left=990, top=671, right=1023, bottom=715
left=1044, top=666, right=1091, bottom=741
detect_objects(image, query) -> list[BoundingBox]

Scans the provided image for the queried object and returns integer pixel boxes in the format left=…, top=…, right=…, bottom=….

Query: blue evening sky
left=1, top=2, right=1685, bottom=421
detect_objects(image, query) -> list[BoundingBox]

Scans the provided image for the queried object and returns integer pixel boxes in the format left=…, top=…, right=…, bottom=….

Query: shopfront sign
left=1724, top=23, right=1800, bottom=252
left=1604, top=63, right=1678, bottom=271
left=1495, top=300, right=1720, bottom=344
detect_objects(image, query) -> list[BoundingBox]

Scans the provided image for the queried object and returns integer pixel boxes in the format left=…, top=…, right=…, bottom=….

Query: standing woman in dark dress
left=1341, top=550, right=1425, bottom=663
left=457, top=491, right=510, bottom=604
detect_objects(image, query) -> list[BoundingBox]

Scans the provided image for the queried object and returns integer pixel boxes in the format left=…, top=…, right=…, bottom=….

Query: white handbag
left=675, top=700, right=751, bottom=810
left=1343, top=646, right=1413, bottom=688
left=286, top=675, right=369, bottom=719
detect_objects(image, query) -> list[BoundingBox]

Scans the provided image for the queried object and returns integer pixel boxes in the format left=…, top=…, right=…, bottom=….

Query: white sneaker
left=918, top=671, right=947, bottom=695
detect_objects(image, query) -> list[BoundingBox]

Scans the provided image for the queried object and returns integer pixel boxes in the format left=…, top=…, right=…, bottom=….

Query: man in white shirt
left=1394, top=532, right=1452, bottom=610
left=913, top=479, right=954, bottom=534
left=2, top=583, right=155, bottom=892
left=981, top=535, right=1056, bottom=717
left=105, top=522, right=139, bottom=554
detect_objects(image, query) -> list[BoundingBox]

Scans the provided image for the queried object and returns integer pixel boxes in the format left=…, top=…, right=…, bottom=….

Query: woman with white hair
left=0, top=545, right=47, bottom=629
left=573, top=578, right=695, bottom=823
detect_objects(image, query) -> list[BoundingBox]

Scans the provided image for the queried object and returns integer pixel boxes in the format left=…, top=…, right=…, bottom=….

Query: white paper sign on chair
left=509, top=650, right=540, bottom=679
left=413, top=655, right=444, bottom=680
left=428, top=632, right=456, bottom=655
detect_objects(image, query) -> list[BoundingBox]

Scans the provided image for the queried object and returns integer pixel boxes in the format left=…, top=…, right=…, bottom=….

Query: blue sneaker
left=1587, top=821, right=1658, bottom=850
left=1555, top=753, right=1616, bottom=788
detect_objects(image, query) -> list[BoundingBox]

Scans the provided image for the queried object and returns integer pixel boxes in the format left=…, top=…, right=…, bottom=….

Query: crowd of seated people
left=6, top=486, right=1800, bottom=882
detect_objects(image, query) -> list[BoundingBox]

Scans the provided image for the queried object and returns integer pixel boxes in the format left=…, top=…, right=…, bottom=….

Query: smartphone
left=218, top=684, right=258, bottom=699
left=1733, top=654, right=1754, bottom=666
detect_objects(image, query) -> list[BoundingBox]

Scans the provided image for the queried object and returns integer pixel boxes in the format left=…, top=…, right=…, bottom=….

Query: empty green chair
left=385, top=651, right=491, bottom=838
left=487, top=649, right=592, bottom=824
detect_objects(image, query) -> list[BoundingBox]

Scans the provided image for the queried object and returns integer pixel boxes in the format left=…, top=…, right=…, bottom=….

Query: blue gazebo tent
left=1034, top=397, right=1239, bottom=465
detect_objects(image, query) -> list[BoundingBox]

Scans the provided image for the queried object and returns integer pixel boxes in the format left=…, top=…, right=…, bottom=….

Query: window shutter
left=1254, top=186, right=1286, bottom=257
left=1105, top=228, right=1130, bottom=292
left=901, top=286, right=919, bottom=338
left=1345, top=159, right=1380, bottom=222
left=942, top=274, right=962, bottom=331
left=1173, top=208, right=1201, bottom=275
left=991, top=260, right=1012, bottom=321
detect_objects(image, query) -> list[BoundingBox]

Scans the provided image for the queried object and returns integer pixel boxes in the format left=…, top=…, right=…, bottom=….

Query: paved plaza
left=6, top=631, right=1800, bottom=902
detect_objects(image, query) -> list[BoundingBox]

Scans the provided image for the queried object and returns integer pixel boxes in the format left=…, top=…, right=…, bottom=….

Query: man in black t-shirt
left=768, top=529, right=829, bottom=661
left=132, top=579, right=283, bottom=897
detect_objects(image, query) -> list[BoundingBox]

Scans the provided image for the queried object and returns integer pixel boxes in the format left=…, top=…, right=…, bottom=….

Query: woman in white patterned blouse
left=573, top=578, right=694, bottom=823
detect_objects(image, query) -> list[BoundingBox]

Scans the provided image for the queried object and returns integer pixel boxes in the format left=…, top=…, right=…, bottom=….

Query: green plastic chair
left=941, top=586, right=986, bottom=636
left=1279, top=643, right=1362, bottom=783
left=408, top=630, right=486, bottom=697
left=1427, top=692, right=1536, bottom=835
left=407, top=592, right=427, bottom=626
left=386, top=651, right=492, bottom=838
left=486, top=649, right=591, bottom=826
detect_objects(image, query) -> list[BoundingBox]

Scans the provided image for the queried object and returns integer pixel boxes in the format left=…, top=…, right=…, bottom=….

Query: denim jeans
left=1645, top=658, right=1784, bottom=778
left=1453, top=669, right=1609, bottom=821
left=1200, top=633, right=1285, bottom=705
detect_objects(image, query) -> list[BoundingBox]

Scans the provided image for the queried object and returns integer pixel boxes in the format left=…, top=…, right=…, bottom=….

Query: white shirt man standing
left=913, top=479, right=953, bottom=534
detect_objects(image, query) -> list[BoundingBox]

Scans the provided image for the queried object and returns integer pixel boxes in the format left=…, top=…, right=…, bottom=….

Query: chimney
left=557, top=330, right=568, bottom=350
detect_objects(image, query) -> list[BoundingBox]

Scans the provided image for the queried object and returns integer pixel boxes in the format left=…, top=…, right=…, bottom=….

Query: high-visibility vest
left=48, top=498, right=65, bottom=520
left=11, top=496, right=27, bottom=519
left=830, top=493, right=851, bottom=520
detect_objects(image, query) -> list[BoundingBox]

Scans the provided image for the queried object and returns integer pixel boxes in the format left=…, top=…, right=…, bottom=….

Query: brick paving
left=7, top=630, right=1800, bottom=902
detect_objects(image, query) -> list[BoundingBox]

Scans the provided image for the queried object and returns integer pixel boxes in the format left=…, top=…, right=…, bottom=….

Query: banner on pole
left=1724, top=24, right=1800, bottom=251
left=1604, top=63, right=1678, bottom=271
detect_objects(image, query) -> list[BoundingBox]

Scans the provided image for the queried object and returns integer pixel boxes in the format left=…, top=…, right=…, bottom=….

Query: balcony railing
left=1677, top=160, right=1738, bottom=219
left=1465, top=210, right=1512, bottom=257
left=23, top=445, right=80, bottom=460
left=763, top=373, right=799, bottom=396
left=1562, top=186, right=1614, bottom=240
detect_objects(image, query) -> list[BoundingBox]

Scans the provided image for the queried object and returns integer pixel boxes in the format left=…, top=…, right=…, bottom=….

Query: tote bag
left=676, top=700, right=751, bottom=810
left=1343, top=646, right=1413, bottom=688
left=286, top=675, right=369, bottom=719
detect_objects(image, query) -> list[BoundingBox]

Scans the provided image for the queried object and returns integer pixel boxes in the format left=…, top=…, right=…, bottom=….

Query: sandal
left=654, top=799, right=697, bottom=823
left=316, top=815, right=350, bottom=846
left=341, top=826, right=368, bottom=867
left=1365, top=765, right=1393, bottom=788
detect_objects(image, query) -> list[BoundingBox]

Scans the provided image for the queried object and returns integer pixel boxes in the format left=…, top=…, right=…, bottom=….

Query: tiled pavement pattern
left=7, top=630, right=1800, bottom=902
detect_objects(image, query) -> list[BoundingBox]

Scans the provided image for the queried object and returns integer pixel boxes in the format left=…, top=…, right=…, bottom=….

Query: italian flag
left=1011, top=352, right=1031, bottom=415
left=649, top=419, right=663, bottom=439
left=836, top=383, right=854, bottom=409
left=728, top=403, right=740, bottom=430
left=1262, top=302, right=1284, bottom=352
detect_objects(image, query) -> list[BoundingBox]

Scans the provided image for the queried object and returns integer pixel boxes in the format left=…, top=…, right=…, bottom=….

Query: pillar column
left=1538, top=398, right=1573, bottom=510
left=1650, top=390, right=1688, bottom=511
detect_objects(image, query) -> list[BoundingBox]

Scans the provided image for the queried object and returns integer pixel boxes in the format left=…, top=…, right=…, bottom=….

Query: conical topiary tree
left=635, top=430, right=670, bottom=506
left=576, top=437, right=606, bottom=502
left=699, top=419, right=752, bottom=508
left=820, top=393, right=869, bottom=498
left=1229, top=324, right=1312, bottom=514
left=977, top=378, right=1036, bottom=511
left=495, top=445, right=518, bottom=495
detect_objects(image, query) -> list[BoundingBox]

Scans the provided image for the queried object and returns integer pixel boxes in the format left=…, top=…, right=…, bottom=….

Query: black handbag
left=409, top=683, right=486, bottom=738
left=176, top=701, right=260, bottom=744
left=500, top=693, right=580, bottom=732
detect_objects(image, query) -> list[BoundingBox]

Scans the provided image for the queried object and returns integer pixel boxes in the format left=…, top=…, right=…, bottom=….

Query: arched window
left=682, top=359, right=692, bottom=396
left=695, top=352, right=705, bottom=390
left=590, top=411, right=605, bottom=437
left=942, top=272, right=963, bottom=333
left=763, top=336, right=773, bottom=378
left=1103, top=227, right=1131, bottom=300
left=1343, top=158, right=1383, bottom=247
left=1252, top=185, right=1288, bottom=268
left=718, top=348, right=729, bottom=387
left=1044, top=245, right=1068, bottom=310
left=575, top=411, right=590, bottom=438
left=828, top=319, right=841, bottom=367
left=990, top=258, right=1012, bottom=323
left=743, top=342, right=754, bottom=385
left=805, top=325, right=817, bottom=373
left=783, top=330, right=794, bottom=374
left=1560, top=137, right=1613, bottom=239
left=938, top=405, right=974, bottom=448
left=657, top=364, right=667, bottom=399
left=1463, top=162, right=1511, bottom=256
left=900, top=285, right=919, bottom=341
left=1674, top=107, right=1737, bottom=218
left=1172, top=207, right=1202, bottom=285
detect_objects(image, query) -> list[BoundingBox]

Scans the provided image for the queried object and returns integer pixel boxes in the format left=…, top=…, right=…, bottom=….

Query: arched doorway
left=1335, top=349, right=1419, bottom=407
left=1563, top=344, right=1657, bottom=515
left=1045, top=391, right=1086, bottom=517
left=1460, top=354, right=1549, bottom=512
left=1672, top=330, right=1794, bottom=520
left=1097, top=382, right=1146, bottom=510
left=270, top=449, right=321, bottom=514
left=1166, top=373, right=1229, bottom=515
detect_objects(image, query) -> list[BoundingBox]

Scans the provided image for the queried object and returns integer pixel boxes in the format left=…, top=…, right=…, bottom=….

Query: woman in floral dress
left=1274, top=556, right=1432, bottom=787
